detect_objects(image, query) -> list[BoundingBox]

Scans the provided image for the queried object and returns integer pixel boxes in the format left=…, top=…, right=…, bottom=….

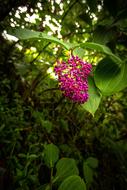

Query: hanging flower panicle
left=54, top=55, right=92, bottom=104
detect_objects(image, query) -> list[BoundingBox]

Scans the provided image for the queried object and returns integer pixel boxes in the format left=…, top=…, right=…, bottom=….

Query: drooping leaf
left=8, top=28, right=72, bottom=50
left=53, top=158, right=79, bottom=183
left=79, top=42, right=122, bottom=64
left=94, top=57, right=127, bottom=95
left=8, top=29, right=122, bottom=64
left=43, top=144, right=59, bottom=168
left=80, top=42, right=112, bottom=54
left=82, top=76, right=101, bottom=116
left=58, top=175, right=86, bottom=190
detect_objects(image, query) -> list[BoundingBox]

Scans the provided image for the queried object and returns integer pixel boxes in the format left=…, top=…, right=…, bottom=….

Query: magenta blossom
left=54, top=55, right=92, bottom=104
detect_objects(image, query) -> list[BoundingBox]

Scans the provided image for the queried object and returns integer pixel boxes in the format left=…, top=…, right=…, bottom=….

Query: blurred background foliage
left=0, top=0, right=127, bottom=189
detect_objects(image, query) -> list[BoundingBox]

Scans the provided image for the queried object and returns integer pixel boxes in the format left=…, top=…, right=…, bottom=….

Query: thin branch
left=41, top=87, right=59, bottom=94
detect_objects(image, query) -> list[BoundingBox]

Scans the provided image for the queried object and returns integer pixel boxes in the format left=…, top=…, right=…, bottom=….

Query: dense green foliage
left=0, top=0, right=127, bottom=189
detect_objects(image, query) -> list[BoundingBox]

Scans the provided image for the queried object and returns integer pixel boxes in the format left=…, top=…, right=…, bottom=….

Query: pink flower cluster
left=54, top=56, right=92, bottom=104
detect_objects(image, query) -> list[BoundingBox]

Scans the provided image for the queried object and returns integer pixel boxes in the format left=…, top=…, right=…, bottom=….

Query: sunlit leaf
left=79, top=42, right=122, bottom=64
left=8, top=28, right=72, bottom=50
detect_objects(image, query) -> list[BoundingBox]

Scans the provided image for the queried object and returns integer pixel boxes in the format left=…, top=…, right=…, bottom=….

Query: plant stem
left=50, top=167, right=53, bottom=190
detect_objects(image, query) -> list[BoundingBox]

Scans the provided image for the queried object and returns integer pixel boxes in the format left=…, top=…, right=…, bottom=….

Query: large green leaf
left=8, top=28, right=71, bottom=50
left=82, top=76, right=101, bottom=116
left=94, top=57, right=127, bottom=95
left=53, top=158, right=79, bottom=183
left=43, top=144, right=59, bottom=168
left=79, top=42, right=122, bottom=64
left=80, top=42, right=112, bottom=54
left=58, top=175, right=86, bottom=190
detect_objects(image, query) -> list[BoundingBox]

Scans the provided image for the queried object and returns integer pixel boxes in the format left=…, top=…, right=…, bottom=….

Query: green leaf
left=83, top=162, right=93, bottom=186
left=80, top=42, right=112, bottom=54
left=86, top=157, right=98, bottom=169
left=94, top=57, right=127, bottom=95
left=79, top=42, right=122, bottom=64
left=8, top=28, right=71, bottom=50
left=58, top=175, right=86, bottom=190
left=43, top=144, right=59, bottom=168
left=81, top=76, right=101, bottom=116
left=53, top=158, right=79, bottom=183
